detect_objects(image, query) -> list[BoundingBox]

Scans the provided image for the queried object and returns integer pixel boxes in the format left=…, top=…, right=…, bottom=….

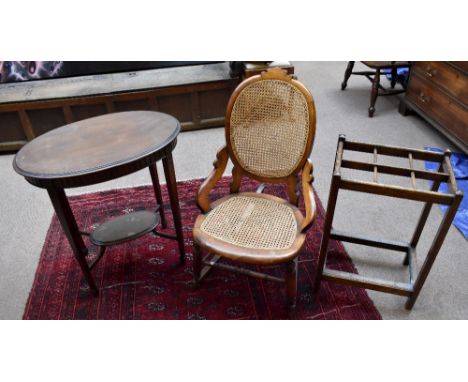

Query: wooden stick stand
left=314, top=135, right=463, bottom=309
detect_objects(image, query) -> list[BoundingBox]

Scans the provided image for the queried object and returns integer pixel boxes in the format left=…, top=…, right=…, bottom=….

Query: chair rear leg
left=286, top=259, right=298, bottom=309
left=341, top=61, right=355, bottom=90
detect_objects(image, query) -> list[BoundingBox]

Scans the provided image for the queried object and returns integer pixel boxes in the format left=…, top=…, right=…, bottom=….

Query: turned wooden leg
left=390, top=66, right=398, bottom=89
left=369, top=68, right=380, bottom=117
left=192, top=242, right=202, bottom=287
left=341, top=61, right=355, bottom=90
left=149, top=163, right=167, bottom=229
left=286, top=258, right=298, bottom=309
left=162, top=152, right=186, bottom=264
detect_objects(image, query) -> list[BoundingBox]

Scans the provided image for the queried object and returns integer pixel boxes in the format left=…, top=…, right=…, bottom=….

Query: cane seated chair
left=192, top=68, right=317, bottom=308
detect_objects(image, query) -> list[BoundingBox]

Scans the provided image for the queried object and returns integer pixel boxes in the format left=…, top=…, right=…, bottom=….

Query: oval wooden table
left=13, top=111, right=186, bottom=296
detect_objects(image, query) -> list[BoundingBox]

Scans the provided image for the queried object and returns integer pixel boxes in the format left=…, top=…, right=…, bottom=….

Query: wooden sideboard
left=0, top=63, right=238, bottom=152
left=399, top=61, right=468, bottom=153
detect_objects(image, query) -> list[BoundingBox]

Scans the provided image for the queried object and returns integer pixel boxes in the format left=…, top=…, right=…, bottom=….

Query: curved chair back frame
left=225, top=68, right=317, bottom=189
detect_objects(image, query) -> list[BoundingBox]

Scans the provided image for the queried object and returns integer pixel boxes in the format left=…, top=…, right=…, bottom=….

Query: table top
left=13, top=111, right=180, bottom=187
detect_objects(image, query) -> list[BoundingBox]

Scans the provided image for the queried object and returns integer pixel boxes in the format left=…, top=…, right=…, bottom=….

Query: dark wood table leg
left=162, top=152, right=186, bottom=263
left=47, top=186, right=98, bottom=296
left=149, top=163, right=167, bottom=228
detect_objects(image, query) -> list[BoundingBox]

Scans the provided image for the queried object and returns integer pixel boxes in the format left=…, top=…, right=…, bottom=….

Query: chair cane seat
left=193, top=193, right=306, bottom=265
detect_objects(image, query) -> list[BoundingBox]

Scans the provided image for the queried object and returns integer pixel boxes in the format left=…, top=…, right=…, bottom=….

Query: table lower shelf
left=90, top=210, right=160, bottom=246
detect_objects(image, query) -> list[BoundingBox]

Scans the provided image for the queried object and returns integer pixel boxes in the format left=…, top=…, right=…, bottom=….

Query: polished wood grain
left=406, top=72, right=468, bottom=147
left=448, top=61, right=468, bottom=73
left=400, top=61, right=468, bottom=153
left=196, top=146, right=229, bottom=213
left=412, top=61, right=468, bottom=104
left=13, top=111, right=186, bottom=295
left=300, top=159, right=317, bottom=232
left=14, top=111, right=179, bottom=180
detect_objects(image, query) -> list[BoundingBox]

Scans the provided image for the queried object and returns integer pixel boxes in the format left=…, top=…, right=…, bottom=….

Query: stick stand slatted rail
left=313, top=135, right=463, bottom=309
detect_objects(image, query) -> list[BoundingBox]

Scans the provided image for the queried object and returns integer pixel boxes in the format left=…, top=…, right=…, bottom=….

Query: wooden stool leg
left=286, top=258, right=298, bottom=309
left=341, top=61, right=355, bottom=90
left=149, top=163, right=167, bottom=229
left=192, top=242, right=202, bottom=288
left=390, top=66, right=398, bottom=89
left=369, top=68, right=380, bottom=117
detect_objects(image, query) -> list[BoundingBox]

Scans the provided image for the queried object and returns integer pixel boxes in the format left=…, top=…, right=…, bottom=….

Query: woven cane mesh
left=200, top=196, right=297, bottom=250
left=230, top=79, right=310, bottom=178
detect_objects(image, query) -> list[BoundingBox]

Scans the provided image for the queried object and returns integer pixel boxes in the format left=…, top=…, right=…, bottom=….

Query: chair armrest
left=300, top=159, right=317, bottom=232
left=196, top=146, right=229, bottom=213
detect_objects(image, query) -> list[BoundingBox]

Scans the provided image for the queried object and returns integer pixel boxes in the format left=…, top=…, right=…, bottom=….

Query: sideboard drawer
left=407, top=72, right=468, bottom=145
left=412, top=61, right=468, bottom=105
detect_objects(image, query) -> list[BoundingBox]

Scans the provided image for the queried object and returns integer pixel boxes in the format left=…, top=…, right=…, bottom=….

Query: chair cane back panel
left=226, top=70, right=316, bottom=180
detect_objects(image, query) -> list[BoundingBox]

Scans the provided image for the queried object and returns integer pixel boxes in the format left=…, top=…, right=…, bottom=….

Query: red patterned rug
left=24, top=177, right=381, bottom=319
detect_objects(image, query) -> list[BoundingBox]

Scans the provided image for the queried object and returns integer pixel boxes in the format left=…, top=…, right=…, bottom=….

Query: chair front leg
left=286, top=258, right=298, bottom=309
